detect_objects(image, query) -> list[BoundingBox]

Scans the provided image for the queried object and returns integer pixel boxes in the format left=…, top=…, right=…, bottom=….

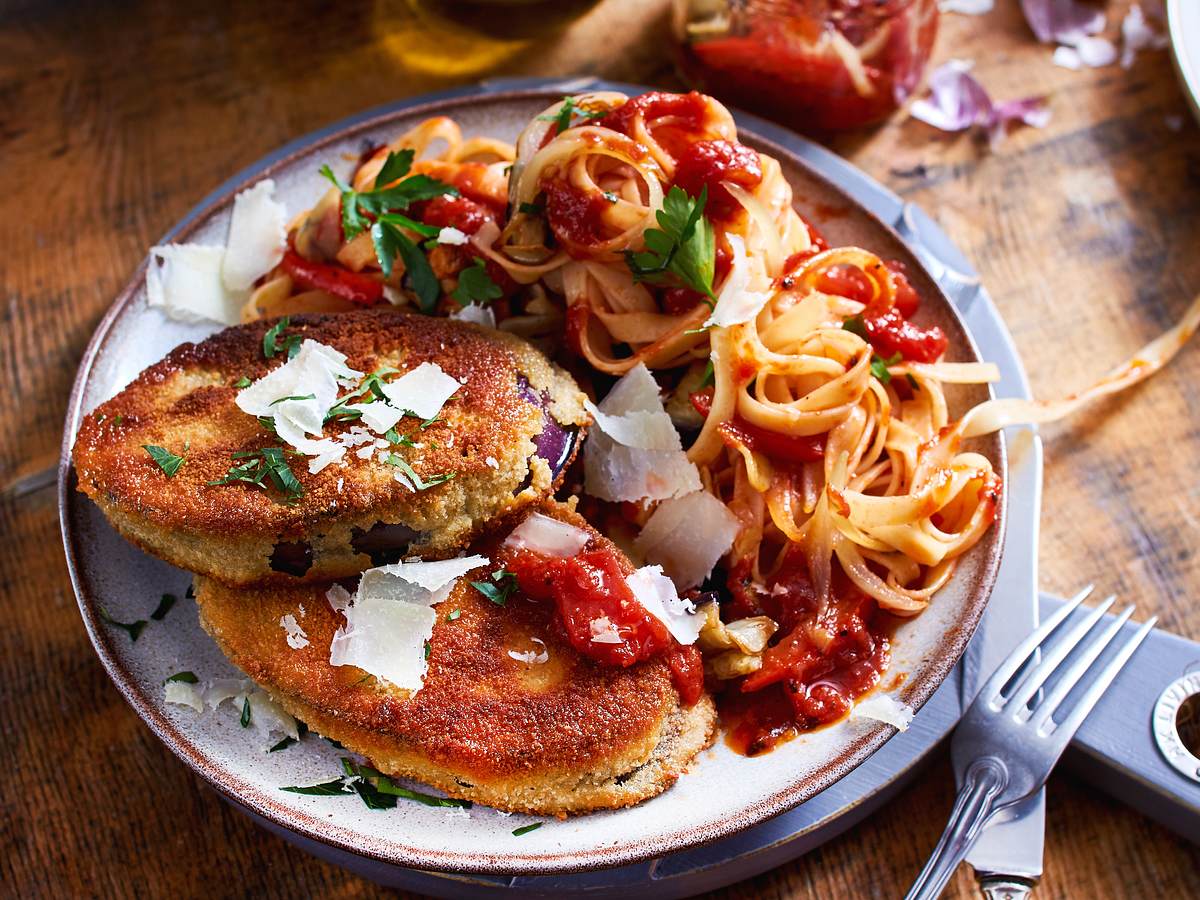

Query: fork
left=905, top=586, right=1156, bottom=900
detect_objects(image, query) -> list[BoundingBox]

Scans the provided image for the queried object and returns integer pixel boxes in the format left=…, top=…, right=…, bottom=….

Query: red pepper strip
left=690, top=389, right=824, bottom=463
left=281, top=250, right=384, bottom=306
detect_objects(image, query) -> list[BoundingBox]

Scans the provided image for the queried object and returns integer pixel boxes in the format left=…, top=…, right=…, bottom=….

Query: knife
left=959, top=428, right=1047, bottom=898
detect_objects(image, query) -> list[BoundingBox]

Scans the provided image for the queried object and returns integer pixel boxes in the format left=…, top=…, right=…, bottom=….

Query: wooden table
left=2, top=0, right=1198, bottom=896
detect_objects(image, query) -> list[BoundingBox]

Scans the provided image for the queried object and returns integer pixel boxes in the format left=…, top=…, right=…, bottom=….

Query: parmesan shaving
left=633, top=490, right=741, bottom=590
left=451, top=303, right=497, bottom=328
left=625, top=564, right=704, bottom=645
left=850, top=693, right=915, bottom=732
left=589, top=616, right=623, bottom=644
left=222, top=179, right=287, bottom=292
left=164, top=681, right=206, bottom=713
left=279, top=613, right=310, bottom=649
left=146, top=244, right=242, bottom=326
left=702, top=234, right=772, bottom=329
left=583, top=363, right=702, bottom=502
left=327, top=556, right=488, bottom=692
left=504, top=512, right=589, bottom=557
left=437, top=226, right=470, bottom=246
left=347, top=361, right=461, bottom=432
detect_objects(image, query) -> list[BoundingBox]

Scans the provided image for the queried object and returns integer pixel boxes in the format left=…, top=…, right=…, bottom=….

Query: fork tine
left=1030, top=607, right=1148, bottom=735
left=1005, top=594, right=1117, bottom=715
left=978, top=584, right=1094, bottom=705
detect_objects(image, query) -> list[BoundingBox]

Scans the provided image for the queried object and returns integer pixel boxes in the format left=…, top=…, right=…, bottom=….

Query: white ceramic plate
left=59, top=87, right=1005, bottom=875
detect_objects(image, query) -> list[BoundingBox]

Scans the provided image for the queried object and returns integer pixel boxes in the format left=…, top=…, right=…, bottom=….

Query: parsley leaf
left=207, top=447, right=304, bottom=503
left=906, top=372, right=920, bottom=392
left=269, top=393, right=316, bottom=406
left=512, top=822, right=543, bottom=836
left=451, top=258, right=502, bottom=307
left=143, top=444, right=185, bottom=477
left=345, top=760, right=472, bottom=808
left=699, top=359, right=715, bottom=388
left=385, top=455, right=454, bottom=491
left=99, top=606, right=146, bottom=642
left=842, top=315, right=868, bottom=338
left=537, top=96, right=606, bottom=134
left=624, top=186, right=716, bottom=301
left=447, top=608, right=461, bottom=622
left=240, top=697, right=251, bottom=728
left=471, top=569, right=517, bottom=606
left=870, top=352, right=902, bottom=384
left=423, top=640, right=431, bottom=660
left=370, top=219, right=440, bottom=313
left=263, top=316, right=302, bottom=359
left=150, top=593, right=177, bottom=621
left=517, top=201, right=543, bottom=216
left=374, top=148, right=414, bottom=189
left=234, top=376, right=252, bottom=388
left=603, top=190, right=618, bottom=203
left=281, top=779, right=354, bottom=796
left=164, top=671, right=198, bottom=684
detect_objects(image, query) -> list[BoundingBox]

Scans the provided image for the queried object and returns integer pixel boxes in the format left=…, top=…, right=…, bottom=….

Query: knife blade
left=961, top=428, right=1046, bottom=893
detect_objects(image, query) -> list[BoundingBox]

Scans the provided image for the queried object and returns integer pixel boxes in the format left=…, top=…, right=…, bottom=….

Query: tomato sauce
left=413, top=195, right=492, bottom=236
left=543, top=180, right=613, bottom=253
left=671, top=139, right=763, bottom=222
left=719, top=553, right=893, bottom=755
left=502, top=545, right=705, bottom=704
left=598, top=91, right=709, bottom=159
left=690, top=388, right=825, bottom=465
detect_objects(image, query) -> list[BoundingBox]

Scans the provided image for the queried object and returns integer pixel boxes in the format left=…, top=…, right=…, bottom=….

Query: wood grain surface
left=2, top=0, right=1199, bottom=896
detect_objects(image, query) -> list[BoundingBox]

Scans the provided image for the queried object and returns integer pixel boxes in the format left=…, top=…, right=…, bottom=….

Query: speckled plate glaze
left=59, top=86, right=1005, bottom=875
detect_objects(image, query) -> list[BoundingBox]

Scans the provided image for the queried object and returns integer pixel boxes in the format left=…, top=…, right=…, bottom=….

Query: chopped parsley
left=625, top=186, right=716, bottom=301
left=470, top=569, right=517, bottom=606
left=512, top=822, right=543, bottom=836
left=320, top=150, right=455, bottom=314
left=285, top=759, right=473, bottom=810
left=423, top=640, right=431, bottom=660
left=842, top=314, right=868, bottom=339
left=269, top=721, right=308, bottom=752
left=207, top=447, right=304, bottom=503
left=164, top=671, right=198, bottom=684
left=451, top=258, right=502, bottom=307
left=281, top=779, right=354, bottom=797
left=517, top=201, right=543, bottom=216
left=99, top=606, right=147, bottom=642
left=240, top=697, right=251, bottom=728
left=142, top=444, right=185, bottom=477
left=269, top=393, right=316, bottom=406
left=602, top=190, right=619, bottom=203
left=263, top=316, right=303, bottom=359
left=699, top=359, right=715, bottom=389
left=537, top=95, right=606, bottom=134
left=150, top=593, right=177, bottom=621
left=112, top=415, right=124, bottom=427
left=385, top=455, right=454, bottom=490
left=870, top=352, right=902, bottom=384
left=233, top=376, right=252, bottom=389
left=446, top=608, right=461, bottom=622
left=906, top=372, right=920, bottom=391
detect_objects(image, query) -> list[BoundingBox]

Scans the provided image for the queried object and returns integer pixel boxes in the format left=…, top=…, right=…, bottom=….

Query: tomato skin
left=862, top=306, right=947, bottom=363
left=281, top=250, right=383, bottom=305
left=666, top=644, right=706, bottom=706
left=671, top=139, right=763, bottom=222
left=887, top=260, right=921, bottom=318
left=413, top=195, right=491, bottom=235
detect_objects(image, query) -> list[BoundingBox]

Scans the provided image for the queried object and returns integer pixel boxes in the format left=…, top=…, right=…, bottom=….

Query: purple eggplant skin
left=516, top=375, right=579, bottom=489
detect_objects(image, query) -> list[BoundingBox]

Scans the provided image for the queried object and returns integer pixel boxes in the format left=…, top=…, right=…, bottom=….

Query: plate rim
left=58, top=84, right=1006, bottom=875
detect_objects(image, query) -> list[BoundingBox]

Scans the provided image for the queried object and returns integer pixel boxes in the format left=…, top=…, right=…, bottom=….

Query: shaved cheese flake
left=164, top=680, right=206, bottom=713
left=279, top=613, right=310, bottom=649
left=625, top=565, right=703, bottom=645
left=450, top=302, right=497, bottom=329
left=508, top=639, right=549, bottom=665
left=589, top=616, right=623, bottom=644
left=222, top=178, right=287, bottom=292
left=330, top=596, right=436, bottom=692
left=940, top=0, right=992, bottom=12
left=633, top=491, right=741, bottom=590
left=147, top=244, right=241, bottom=326
left=364, top=555, right=489, bottom=605
left=583, top=363, right=701, bottom=502
left=702, top=233, right=773, bottom=328
left=437, top=226, right=470, bottom=246
left=504, top=512, right=589, bottom=557
left=349, top=361, right=461, bottom=433
left=850, top=693, right=915, bottom=732
left=245, top=690, right=301, bottom=741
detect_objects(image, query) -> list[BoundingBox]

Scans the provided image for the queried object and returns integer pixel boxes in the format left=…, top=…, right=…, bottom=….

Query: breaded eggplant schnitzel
left=193, top=503, right=716, bottom=816
left=73, top=310, right=587, bottom=586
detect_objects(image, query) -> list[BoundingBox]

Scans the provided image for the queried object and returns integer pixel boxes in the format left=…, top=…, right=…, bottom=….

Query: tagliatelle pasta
left=254, top=89, right=1199, bottom=751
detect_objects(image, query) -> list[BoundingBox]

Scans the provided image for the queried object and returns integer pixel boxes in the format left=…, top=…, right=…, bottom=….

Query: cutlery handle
left=905, top=759, right=1007, bottom=900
